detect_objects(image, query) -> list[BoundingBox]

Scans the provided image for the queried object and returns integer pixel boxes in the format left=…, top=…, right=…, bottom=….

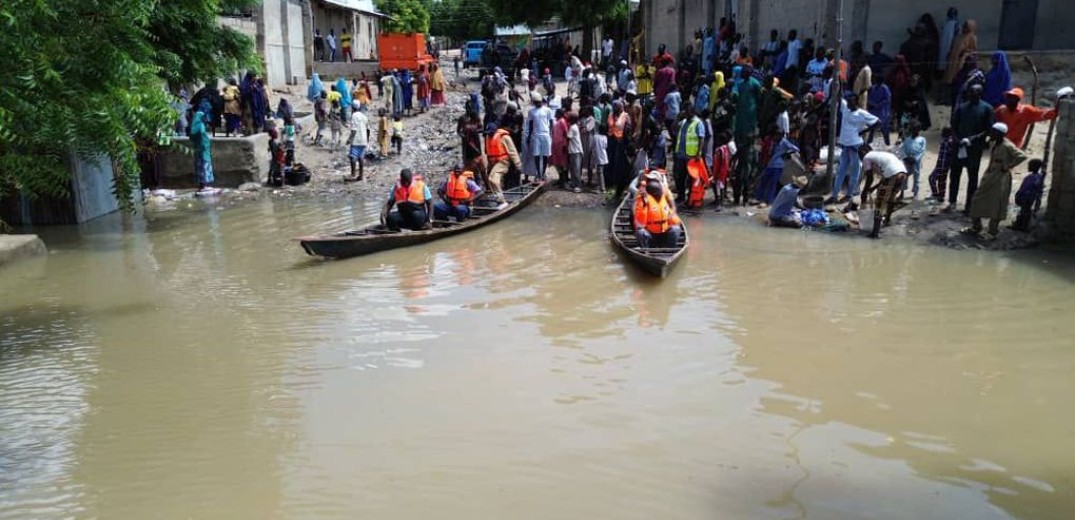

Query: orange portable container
left=377, top=33, right=435, bottom=71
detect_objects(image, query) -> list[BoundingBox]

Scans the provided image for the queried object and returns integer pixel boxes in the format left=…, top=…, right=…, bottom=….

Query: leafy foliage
left=0, top=0, right=258, bottom=210
left=429, top=0, right=495, bottom=42
left=376, top=0, right=431, bottom=34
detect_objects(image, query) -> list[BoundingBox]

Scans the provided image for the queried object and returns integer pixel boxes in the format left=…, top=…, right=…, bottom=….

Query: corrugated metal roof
left=321, top=0, right=387, bottom=17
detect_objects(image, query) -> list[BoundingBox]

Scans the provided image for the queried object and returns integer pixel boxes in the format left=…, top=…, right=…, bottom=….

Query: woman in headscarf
left=391, top=70, right=403, bottom=116
left=887, top=54, right=913, bottom=127
left=190, top=100, right=215, bottom=191
left=918, top=13, right=940, bottom=72
left=416, top=64, right=430, bottom=113
left=982, top=51, right=1012, bottom=107
left=336, top=77, right=352, bottom=121
left=430, top=63, right=446, bottom=106
left=400, top=69, right=414, bottom=116
left=307, top=73, right=324, bottom=102
left=222, top=77, right=242, bottom=136
left=951, top=52, right=984, bottom=109
left=240, top=72, right=266, bottom=134
left=275, top=98, right=293, bottom=122
left=938, top=8, right=960, bottom=74
left=944, top=20, right=978, bottom=86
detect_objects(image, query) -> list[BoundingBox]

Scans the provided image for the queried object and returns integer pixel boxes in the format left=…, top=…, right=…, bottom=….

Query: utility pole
left=823, top=0, right=844, bottom=185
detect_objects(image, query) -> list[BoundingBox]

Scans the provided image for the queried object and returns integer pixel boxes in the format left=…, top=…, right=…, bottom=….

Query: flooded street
left=2, top=199, right=1074, bottom=519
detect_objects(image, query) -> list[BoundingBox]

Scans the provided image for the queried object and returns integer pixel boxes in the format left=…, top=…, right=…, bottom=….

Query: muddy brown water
left=2, top=198, right=1074, bottom=519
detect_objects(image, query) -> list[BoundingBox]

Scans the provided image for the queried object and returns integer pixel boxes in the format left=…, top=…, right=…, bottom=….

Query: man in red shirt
left=995, top=87, right=1057, bottom=148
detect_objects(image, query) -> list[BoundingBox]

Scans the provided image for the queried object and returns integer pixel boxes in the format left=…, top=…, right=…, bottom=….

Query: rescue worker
left=486, top=119, right=523, bottom=209
left=674, top=107, right=707, bottom=206
left=634, top=179, right=683, bottom=249
left=382, top=169, right=433, bottom=231
left=435, top=167, right=484, bottom=221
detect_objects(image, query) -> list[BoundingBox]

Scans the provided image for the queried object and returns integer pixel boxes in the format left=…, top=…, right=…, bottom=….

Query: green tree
left=376, top=0, right=431, bottom=34
left=0, top=0, right=259, bottom=210
left=429, top=0, right=494, bottom=42
left=558, top=0, right=626, bottom=58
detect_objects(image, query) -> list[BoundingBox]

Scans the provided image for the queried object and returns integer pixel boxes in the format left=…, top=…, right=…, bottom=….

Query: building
left=310, top=0, right=388, bottom=77
left=642, top=0, right=1075, bottom=58
left=220, top=0, right=309, bottom=88
left=312, top=0, right=385, bottom=61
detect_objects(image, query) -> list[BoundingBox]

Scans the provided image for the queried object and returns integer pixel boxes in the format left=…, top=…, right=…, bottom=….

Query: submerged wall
left=1045, top=98, right=1075, bottom=240
left=158, top=134, right=270, bottom=189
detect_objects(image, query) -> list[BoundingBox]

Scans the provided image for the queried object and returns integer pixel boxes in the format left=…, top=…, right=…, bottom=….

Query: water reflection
left=1, top=198, right=1073, bottom=519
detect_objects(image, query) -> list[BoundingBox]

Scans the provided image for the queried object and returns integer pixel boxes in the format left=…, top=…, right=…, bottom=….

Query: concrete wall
left=312, top=60, right=380, bottom=79
left=644, top=0, right=1075, bottom=58
left=158, top=134, right=270, bottom=189
left=1045, top=98, right=1075, bottom=238
left=71, top=154, right=121, bottom=223
left=245, top=0, right=308, bottom=88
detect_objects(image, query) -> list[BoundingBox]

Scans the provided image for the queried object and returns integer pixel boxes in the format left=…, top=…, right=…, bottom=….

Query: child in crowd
left=928, top=127, right=955, bottom=201
left=328, top=100, right=343, bottom=150
left=566, top=111, right=583, bottom=193
left=377, top=109, right=390, bottom=158
left=267, top=128, right=285, bottom=186
left=391, top=114, right=404, bottom=154
left=592, top=119, right=609, bottom=194
left=1013, top=159, right=1045, bottom=231
left=711, top=131, right=735, bottom=212
left=899, top=121, right=926, bottom=199
left=313, top=91, right=328, bottom=146
left=282, top=114, right=296, bottom=166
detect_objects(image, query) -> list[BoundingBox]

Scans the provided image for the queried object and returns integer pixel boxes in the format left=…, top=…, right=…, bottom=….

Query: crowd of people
left=453, top=7, right=1060, bottom=238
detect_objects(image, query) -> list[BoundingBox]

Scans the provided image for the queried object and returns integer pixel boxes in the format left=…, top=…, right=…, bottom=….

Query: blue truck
left=463, top=40, right=485, bottom=68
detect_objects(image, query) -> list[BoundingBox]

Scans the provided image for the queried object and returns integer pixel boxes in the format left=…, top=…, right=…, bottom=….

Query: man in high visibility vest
left=486, top=119, right=523, bottom=209
left=434, top=168, right=484, bottom=221
left=674, top=106, right=707, bottom=204
left=382, top=169, right=433, bottom=230
left=634, top=179, right=682, bottom=249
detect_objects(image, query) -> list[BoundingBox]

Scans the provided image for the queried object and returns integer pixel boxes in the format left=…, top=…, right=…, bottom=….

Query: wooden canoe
left=298, top=182, right=545, bottom=259
left=609, top=192, right=689, bottom=278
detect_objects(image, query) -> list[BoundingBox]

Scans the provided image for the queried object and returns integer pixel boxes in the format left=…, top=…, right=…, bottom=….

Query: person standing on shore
left=314, top=29, right=325, bottom=62
left=346, top=103, right=370, bottom=182
left=525, top=92, right=555, bottom=181
left=828, top=94, right=880, bottom=205
left=326, top=29, right=337, bottom=62
left=948, top=84, right=994, bottom=212
left=965, top=122, right=1027, bottom=237
left=430, top=63, right=446, bottom=106
left=190, top=101, right=215, bottom=193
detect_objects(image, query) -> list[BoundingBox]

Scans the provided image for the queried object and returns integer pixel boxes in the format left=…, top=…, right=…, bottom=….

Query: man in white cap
left=346, top=102, right=369, bottom=181
left=965, top=122, right=1028, bottom=237
left=524, top=91, right=555, bottom=182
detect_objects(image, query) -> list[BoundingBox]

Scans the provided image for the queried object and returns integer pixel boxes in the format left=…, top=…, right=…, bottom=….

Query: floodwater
left=2, top=197, right=1074, bottom=520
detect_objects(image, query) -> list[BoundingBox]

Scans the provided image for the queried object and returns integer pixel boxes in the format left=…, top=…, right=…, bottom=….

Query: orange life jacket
left=634, top=192, right=680, bottom=234
left=486, top=129, right=510, bottom=161
left=393, top=176, right=427, bottom=204
left=686, top=157, right=710, bottom=209
left=445, top=170, right=474, bottom=206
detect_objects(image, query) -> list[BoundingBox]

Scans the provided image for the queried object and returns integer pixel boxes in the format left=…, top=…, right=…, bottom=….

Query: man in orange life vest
left=382, top=168, right=433, bottom=230
left=634, top=179, right=682, bottom=248
left=486, top=119, right=523, bottom=208
left=434, top=167, right=484, bottom=221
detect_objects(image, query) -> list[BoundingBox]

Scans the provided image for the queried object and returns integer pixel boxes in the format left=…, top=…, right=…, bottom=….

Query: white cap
left=992, top=122, right=1009, bottom=134
left=1057, top=86, right=1074, bottom=99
